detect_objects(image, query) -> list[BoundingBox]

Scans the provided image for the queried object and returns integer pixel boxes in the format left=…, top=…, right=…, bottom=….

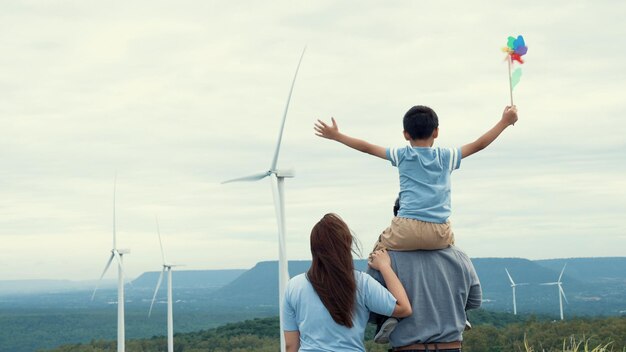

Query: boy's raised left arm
left=314, top=117, right=387, bottom=160
left=461, top=105, right=518, bottom=159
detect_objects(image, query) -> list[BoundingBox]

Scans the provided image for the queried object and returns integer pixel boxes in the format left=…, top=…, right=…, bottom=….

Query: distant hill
left=471, top=257, right=583, bottom=291
left=0, top=279, right=116, bottom=295
left=130, top=269, right=246, bottom=289
left=3, top=257, right=624, bottom=316
left=0, top=269, right=246, bottom=296
left=213, top=260, right=368, bottom=306
left=211, top=256, right=626, bottom=316
left=535, top=257, right=626, bottom=283
left=2, top=257, right=624, bottom=352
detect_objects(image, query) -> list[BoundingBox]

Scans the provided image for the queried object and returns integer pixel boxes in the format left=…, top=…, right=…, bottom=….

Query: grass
left=524, top=335, right=622, bottom=352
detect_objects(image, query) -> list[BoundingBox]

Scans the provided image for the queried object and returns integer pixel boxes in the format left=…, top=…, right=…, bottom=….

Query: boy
left=315, top=105, right=518, bottom=343
left=315, top=105, right=518, bottom=252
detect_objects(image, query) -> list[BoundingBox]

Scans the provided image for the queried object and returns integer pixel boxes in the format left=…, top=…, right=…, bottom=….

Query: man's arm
left=461, top=106, right=518, bottom=159
left=465, top=254, right=482, bottom=310
left=466, top=283, right=482, bottom=310
left=315, top=117, right=387, bottom=160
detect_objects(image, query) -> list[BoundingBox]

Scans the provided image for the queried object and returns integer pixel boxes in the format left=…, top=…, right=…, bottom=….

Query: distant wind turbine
left=92, top=175, right=130, bottom=352
left=148, top=217, right=181, bottom=352
left=505, top=268, right=528, bottom=315
left=222, top=47, right=306, bottom=352
left=540, top=264, right=569, bottom=320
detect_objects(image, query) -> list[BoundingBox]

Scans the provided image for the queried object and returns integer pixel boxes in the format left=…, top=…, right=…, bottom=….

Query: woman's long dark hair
left=307, top=213, right=359, bottom=327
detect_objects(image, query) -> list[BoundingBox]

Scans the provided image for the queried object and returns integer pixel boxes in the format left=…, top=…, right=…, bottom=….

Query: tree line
left=42, top=311, right=626, bottom=352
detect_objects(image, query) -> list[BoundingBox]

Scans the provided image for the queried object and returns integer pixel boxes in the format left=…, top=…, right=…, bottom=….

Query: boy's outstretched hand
left=314, top=117, right=340, bottom=140
left=314, top=117, right=387, bottom=159
left=502, top=105, right=518, bottom=126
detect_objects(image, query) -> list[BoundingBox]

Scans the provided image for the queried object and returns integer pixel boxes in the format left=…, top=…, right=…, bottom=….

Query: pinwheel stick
left=507, top=57, right=514, bottom=106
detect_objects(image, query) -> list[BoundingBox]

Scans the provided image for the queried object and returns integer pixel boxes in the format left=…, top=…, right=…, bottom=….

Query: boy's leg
left=374, top=317, right=399, bottom=344
left=372, top=232, right=388, bottom=252
left=379, top=217, right=454, bottom=251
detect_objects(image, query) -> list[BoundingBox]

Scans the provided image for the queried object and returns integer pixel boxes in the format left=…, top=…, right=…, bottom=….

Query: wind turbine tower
left=505, top=268, right=528, bottom=315
left=222, top=47, right=305, bottom=352
left=92, top=175, right=130, bottom=352
left=148, top=217, right=181, bottom=352
left=541, top=264, right=569, bottom=320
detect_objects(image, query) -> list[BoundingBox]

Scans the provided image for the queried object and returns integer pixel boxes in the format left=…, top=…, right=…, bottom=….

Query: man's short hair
left=403, top=105, right=439, bottom=140
left=393, top=196, right=400, bottom=216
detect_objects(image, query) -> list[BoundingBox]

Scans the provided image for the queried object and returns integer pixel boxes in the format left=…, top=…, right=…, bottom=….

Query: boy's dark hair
left=403, top=105, right=439, bottom=140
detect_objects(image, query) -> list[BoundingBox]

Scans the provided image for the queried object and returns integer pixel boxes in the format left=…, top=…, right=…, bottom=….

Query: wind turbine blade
left=517, top=283, right=530, bottom=286
left=149, top=268, right=166, bottom=317
left=505, top=268, right=515, bottom=285
left=270, top=46, right=306, bottom=171
left=156, top=216, right=166, bottom=264
left=540, top=282, right=558, bottom=286
left=222, top=172, right=269, bottom=184
left=92, top=253, right=115, bottom=300
left=558, top=263, right=567, bottom=282
left=559, top=285, right=569, bottom=305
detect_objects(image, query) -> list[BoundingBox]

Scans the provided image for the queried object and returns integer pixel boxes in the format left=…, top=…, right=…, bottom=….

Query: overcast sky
left=1, top=0, right=624, bottom=281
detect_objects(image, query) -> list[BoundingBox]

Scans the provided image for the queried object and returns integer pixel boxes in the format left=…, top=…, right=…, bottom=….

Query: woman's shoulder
left=289, top=273, right=308, bottom=284
left=353, top=269, right=366, bottom=277
left=287, top=273, right=311, bottom=290
left=353, top=270, right=376, bottom=287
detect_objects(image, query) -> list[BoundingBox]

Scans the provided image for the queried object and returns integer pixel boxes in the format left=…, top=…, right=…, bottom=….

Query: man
left=368, top=245, right=481, bottom=352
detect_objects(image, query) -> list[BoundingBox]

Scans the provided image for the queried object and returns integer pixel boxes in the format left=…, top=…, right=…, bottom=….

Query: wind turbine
left=505, top=268, right=528, bottom=315
left=541, top=264, right=569, bottom=320
left=92, top=175, right=130, bottom=352
left=222, top=47, right=305, bottom=352
left=148, top=217, right=180, bottom=352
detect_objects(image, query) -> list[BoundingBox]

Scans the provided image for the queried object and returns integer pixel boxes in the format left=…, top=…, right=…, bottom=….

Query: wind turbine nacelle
left=165, top=263, right=184, bottom=268
left=117, top=249, right=131, bottom=255
left=275, top=169, right=295, bottom=178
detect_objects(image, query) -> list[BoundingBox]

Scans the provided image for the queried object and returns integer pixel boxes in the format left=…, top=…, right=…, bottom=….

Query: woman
left=282, top=213, right=412, bottom=352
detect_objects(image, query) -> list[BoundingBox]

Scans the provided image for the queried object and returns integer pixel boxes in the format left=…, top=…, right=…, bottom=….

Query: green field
left=42, top=312, right=626, bottom=352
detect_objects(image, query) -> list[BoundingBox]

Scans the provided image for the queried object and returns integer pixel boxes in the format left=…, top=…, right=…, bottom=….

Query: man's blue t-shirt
left=367, top=246, right=482, bottom=346
left=282, top=270, right=396, bottom=352
left=386, top=146, right=462, bottom=223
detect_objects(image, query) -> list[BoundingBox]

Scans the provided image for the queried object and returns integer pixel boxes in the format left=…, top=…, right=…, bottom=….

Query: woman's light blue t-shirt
left=282, top=270, right=396, bottom=352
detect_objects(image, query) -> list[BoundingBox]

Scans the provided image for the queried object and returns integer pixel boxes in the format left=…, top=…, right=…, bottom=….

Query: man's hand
left=501, top=105, right=518, bottom=126
left=314, top=117, right=340, bottom=140
left=368, top=249, right=392, bottom=271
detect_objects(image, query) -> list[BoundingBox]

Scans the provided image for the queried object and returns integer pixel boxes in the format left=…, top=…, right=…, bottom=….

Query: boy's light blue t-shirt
left=386, top=146, right=462, bottom=223
left=282, top=271, right=396, bottom=352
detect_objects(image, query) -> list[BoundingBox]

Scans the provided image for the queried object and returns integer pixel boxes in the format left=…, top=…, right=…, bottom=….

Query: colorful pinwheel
left=502, top=35, right=528, bottom=105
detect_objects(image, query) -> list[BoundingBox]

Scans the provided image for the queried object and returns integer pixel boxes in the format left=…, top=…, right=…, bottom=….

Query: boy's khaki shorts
left=373, top=216, right=454, bottom=252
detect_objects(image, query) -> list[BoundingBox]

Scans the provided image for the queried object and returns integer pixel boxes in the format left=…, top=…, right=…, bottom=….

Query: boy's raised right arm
left=314, top=117, right=387, bottom=160
left=461, top=105, right=518, bottom=159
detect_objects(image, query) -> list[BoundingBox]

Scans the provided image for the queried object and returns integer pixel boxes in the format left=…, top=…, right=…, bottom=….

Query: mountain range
left=1, top=256, right=624, bottom=352
left=2, top=257, right=624, bottom=316
left=201, top=257, right=625, bottom=316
